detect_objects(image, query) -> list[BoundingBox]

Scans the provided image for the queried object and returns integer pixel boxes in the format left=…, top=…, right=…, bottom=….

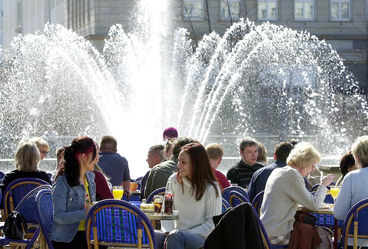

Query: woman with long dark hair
left=156, top=142, right=222, bottom=249
left=51, top=136, right=99, bottom=249
left=335, top=151, right=356, bottom=186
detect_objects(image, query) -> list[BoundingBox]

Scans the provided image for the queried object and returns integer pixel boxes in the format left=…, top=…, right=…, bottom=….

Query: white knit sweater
left=260, top=166, right=327, bottom=237
left=161, top=173, right=222, bottom=238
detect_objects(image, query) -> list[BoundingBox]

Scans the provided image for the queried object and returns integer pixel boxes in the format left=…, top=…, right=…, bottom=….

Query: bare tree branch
left=182, top=0, right=199, bottom=47
left=204, top=0, right=212, bottom=32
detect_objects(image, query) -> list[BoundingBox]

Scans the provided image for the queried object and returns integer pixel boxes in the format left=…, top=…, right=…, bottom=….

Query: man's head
left=99, top=136, right=117, bottom=152
left=206, top=143, right=224, bottom=169
left=147, top=145, right=165, bottom=168
left=163, top=127, right=178, bottom=141
left=274, top=142, right=294, bottom=162
left=239, top=137, right=258, bottom=166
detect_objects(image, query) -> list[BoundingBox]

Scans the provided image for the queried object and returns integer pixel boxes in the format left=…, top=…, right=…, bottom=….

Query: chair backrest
left=47, top=172, right=53, bottom=180
left=251, top=205, right=272, bottom=249
left=252, top=190, right=264, bottom=216
left=222, top=198, right=230, bottom=213
left=131, top=177, right=143, bottom=191
left=85, top=199, right=156, bottom=249
left=2, top=178, right=51, bottom=218
left=229, top=190, right=249, bottom=207
left=146, top=187, right=166, bottom=203
left=251, top=205, right=288, bottom=249
left=222, top=186, right=249, bottom=204
left=35, top=189, right=53, bottom=249
left=15, top=185, right=52, bottom=224
left=341, top=198, right=368, bottom=249
left=0, top=171, right=4, bottom=181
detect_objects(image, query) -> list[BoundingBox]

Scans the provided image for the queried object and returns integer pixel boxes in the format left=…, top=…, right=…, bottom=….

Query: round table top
left=144, top=212, right=179, bottom=220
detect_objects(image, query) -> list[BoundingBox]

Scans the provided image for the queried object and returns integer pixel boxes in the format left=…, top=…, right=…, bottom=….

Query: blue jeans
left=155, top=230, right=205, bottom=249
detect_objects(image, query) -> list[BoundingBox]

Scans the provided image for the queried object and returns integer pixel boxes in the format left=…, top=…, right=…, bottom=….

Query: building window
left=220, top=0, right=241, bottom=21
left=183, top=0, right=204, bottom=20
left=331, top=0, right=350, bottom=20
left=295, top=0, right=314, bottom=20
left=258, top=0, right=278, bottom=21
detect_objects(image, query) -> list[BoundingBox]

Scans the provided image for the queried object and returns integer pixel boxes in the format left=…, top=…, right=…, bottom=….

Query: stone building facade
left=2, top=0, right=367, bottom=88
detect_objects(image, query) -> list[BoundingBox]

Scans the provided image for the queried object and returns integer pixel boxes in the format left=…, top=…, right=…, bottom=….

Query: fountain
left=0, top=0, right=367, bottom=178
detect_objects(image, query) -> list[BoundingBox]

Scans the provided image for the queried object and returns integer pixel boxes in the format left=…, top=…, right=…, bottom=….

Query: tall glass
left=113, top=186, right=124, bottom=200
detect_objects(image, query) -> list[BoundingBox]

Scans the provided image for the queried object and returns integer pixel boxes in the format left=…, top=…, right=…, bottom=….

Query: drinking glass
left=330, top=186, right=340, bottom=202
left=113, top=186, right=124, bottom=200
left=153, top=195, right=163, bottom=214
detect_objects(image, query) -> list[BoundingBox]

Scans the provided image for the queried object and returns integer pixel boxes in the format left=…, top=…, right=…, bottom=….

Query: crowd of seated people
left=2, top=129, right=368, bottom=248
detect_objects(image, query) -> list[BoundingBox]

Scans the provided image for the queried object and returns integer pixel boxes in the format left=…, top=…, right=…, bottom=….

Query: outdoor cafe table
left=298, top=204, right=338, bottom=249
left=143, top=212, right=179, bottom=227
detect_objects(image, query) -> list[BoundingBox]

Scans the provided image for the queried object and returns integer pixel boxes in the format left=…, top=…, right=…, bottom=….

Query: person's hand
left=321, top=174, right=334, bottom=186
left=123, top=190, right=130, bottom=200
left=176, top=172, right=183, bottom=184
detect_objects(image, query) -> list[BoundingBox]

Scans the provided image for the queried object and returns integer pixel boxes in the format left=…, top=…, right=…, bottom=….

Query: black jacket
left=204, top=202, right=266, bottom=249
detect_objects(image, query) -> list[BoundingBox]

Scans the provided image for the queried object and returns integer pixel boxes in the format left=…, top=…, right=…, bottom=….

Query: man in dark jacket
left=226, top=137, right=264, bottom=188
left=248, top=141, right=294, bottom=202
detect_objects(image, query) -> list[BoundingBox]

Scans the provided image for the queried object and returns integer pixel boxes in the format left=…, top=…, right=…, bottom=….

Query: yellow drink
left=113, top=188, right=124, bottom=200
left=330, top=187, right=340, bottom=199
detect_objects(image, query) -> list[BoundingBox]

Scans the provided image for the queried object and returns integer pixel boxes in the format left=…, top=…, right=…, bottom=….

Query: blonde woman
left=0, top=139, right=51, bottom=192
left=31, top=137, right=50, bottom=160
left=334, top=136, right=368, bottom=218
left=257, top=142, right=268, bottom=164
left=260, top=142, right=334, bottom=245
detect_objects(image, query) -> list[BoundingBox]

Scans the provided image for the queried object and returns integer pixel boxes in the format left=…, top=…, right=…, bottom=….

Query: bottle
left=164, top=181, right=174, bottom=215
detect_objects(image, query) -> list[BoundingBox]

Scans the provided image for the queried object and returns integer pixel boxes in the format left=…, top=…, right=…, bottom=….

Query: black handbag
left=294, top=210, right=316, bottom=226
left=3, top=211, right=28, bottom=240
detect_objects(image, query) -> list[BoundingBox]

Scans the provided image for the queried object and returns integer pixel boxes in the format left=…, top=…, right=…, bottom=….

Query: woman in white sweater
left=260, top=142, right=334, bottom=245
left=156, top=143, right=222, bottom=249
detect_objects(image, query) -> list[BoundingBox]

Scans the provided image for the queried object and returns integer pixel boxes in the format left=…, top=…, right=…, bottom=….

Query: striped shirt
left=226, top=160, right=264, bottom=188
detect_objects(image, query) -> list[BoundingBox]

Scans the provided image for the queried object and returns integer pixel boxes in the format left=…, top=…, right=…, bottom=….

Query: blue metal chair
left=252, top=190, right=264, bottom=216
left=222, top=186, right=249, bottom=205
left=134, top=176, right=143, bottom=182
left=35, top=189, right=54, bottom=249
left=130, top=177, right=143, bottom=191
left=252, top=205, right=288, bottom=249
left=228, top=190, right=249, bottom=207
left=0, top=171, right=4, bottom=181
left=15, top=184, right=52, bottom=227
left=2, top=178, right=51, bottom=218
left=222, top=198, right=230, bottom=213
left=0, top=187, right=48, bottom=249
left=46, top=172, right=53, bottom=180
left=85, top=199, right=156, bottom=249
left=146, top=187, right=166, bottom=203
left=340, top=198, right=368, bottom=249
